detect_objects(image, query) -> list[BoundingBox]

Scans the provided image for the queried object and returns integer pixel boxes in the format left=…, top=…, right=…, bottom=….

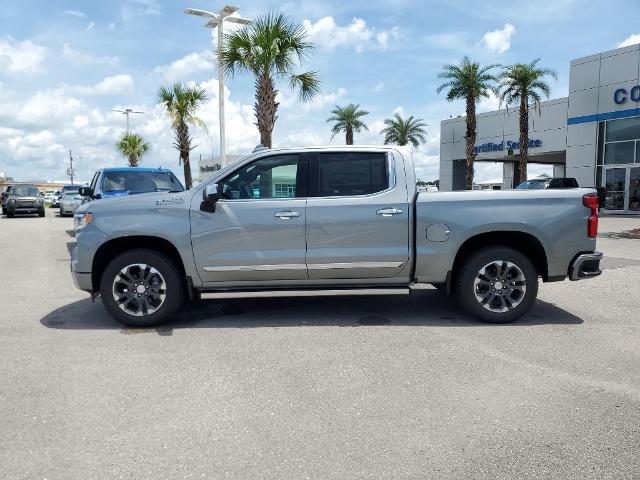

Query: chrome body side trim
left=203, top=264, right=307, bottom=272
left=204, top=262, right=404, bottom=272
left=307, top=262, right=404, bottom=270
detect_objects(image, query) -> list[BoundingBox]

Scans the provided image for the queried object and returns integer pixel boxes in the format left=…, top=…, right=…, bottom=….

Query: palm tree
left=326, top=104, right=369, bottom=145
left=437, top=57, right=499, bottom=190
left=157, top=83, right=208, bottom=189
left=221, top=12, right=320, bottom=148
left=380, top=113, right=427, bottom=147
left=498, top=59, right=557, bottom=185
left=116, top=132, right=150, bottom=167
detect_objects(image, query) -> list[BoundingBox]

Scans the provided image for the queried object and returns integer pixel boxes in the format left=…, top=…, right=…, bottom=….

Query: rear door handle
left=274, top=210, right=301, bottom=219
left=376, top=208, right=403, bottom=216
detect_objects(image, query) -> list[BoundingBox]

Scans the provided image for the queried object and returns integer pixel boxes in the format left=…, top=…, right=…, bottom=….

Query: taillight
left=583, top=193, right=599, bottom=238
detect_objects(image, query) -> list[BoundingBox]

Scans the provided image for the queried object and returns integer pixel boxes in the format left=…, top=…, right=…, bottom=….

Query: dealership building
left=439, top=43, right=640, bottom=213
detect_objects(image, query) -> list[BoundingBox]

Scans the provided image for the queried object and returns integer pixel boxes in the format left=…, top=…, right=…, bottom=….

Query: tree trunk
left=464, top=96, right=477, bottom=190
left=128, top=154, right=138, bottom=167
left=518, top=96, right=529, bottom=184
left=255, top=74, right=278, bottom=148
left=177, top=121, right=192, bottom=189
left=346, top=126, right=353, bottom=145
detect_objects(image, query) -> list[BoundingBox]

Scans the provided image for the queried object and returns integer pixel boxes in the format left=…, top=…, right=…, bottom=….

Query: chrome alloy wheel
left=112, top=263, right=167, bottom=317
left=473, top=260, right=527, bottom=313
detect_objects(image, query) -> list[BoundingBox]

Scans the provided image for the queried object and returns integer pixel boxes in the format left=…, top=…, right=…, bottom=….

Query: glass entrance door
left=628, top=166, right=640, bottom=212
left=604, top=165, right=640, bottom=213
left=604, top=167, right=626, bottom=212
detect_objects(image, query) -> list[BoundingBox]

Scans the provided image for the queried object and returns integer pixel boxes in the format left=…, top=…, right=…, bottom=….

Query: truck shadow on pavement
left=40, top=290, right=583, bottom=336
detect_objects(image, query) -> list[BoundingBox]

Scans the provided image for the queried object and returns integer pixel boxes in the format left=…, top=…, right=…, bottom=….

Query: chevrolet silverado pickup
left=71, top=146, right=602, bottom=327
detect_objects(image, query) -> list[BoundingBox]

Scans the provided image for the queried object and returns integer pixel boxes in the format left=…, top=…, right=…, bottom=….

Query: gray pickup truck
left=71, top=146, right=602, bottom=327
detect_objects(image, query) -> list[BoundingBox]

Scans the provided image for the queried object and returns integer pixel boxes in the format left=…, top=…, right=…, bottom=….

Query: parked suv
left=516, top=177, right=579, bottom=190
left=1, top=185, right=14, bottom=215
left=79, top=167, right=184, bottom=203
left=3, top=184, right=45, bottom=217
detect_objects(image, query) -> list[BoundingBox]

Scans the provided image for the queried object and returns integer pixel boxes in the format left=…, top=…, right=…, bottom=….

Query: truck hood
left=77, top=189, right=193, bottom=214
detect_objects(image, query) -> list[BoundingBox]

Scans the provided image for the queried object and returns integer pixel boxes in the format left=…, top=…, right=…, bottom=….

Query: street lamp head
left=184, top=8, right=217, bottom=18
left=226, top=16, right=252, bottom=25
left=220, top=5, right=239, bottom=16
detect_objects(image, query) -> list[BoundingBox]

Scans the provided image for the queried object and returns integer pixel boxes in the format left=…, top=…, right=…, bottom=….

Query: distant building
left=440, top=42, right=640, bottom=214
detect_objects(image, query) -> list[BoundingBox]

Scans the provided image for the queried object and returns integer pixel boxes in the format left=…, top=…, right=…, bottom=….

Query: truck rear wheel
left=100, top=249, right=184, bottom=327
left=455, top=246, right=538, bottom=323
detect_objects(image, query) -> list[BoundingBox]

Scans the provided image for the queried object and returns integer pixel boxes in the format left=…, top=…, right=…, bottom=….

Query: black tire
left=454, top=246, right=538, bottom=323
left=7, top=210, right=14, bottom=218
left=99, top=249, right=185, bottom=327
left=38, top=208, right=45, bottom=217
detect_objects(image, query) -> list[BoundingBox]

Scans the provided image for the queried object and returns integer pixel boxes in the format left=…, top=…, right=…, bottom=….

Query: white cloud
left=0, top=37, right=47, bottom=73
left=154, top=51, right=215, bottom=82
left=64, top=10, right=86, bottom=18
left=61, top=43, right=119, bottom=66
left=0, top=77, right=259, bottom=183
left=618, top=34, right=640, bottom=48
left=71, top=74, right=134, bottom=96
left=303, top=17, right=401, bottom=52
left=278, top=87, right=347, bottom=117
left=482, top=23, right=516, bottom=53
left=478, top=91, right=501, bottom=113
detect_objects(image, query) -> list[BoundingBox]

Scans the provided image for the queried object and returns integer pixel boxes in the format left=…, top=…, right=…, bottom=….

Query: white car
left=59, top=190, right=82, bottom=217
left=43, top=192, right=55, bottom=205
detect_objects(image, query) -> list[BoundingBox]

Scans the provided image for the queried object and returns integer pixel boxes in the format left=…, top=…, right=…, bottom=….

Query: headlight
left=74, top=212, right=93, bottom=230
left=8, top=198, right=15, bottom=204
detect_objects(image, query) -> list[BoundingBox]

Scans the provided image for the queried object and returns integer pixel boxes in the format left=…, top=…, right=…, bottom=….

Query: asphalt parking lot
left=1, top=209, right=639, bottom=479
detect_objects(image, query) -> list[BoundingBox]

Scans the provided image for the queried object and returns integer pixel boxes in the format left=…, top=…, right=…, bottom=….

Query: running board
left=199, top=287, right=410, bottom=300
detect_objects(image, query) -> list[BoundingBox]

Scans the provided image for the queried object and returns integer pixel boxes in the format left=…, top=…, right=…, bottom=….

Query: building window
left=597, top=116, right=640, bottom=186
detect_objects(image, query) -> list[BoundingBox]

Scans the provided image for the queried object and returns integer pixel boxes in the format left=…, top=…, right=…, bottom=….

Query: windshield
left=63, top=191, right=80, bottom=199
left=13, top=186, right=40, bottom=196
left=516, top=180, right=547, bottom=190
left=101, top=171, right=184, bottom=194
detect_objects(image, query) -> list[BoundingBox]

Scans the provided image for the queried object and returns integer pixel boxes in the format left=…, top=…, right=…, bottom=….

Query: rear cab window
left=310, top=152, right=389, bottom=197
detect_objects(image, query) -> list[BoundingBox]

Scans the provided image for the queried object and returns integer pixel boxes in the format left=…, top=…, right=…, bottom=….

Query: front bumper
left=569, top=251, right=603, bottom=281
left=70, top=245, right=93, bottom=292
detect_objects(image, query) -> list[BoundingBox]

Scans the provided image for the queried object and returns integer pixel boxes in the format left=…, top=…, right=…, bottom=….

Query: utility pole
left=67, top=150, right=76, bottom=185
left=110, top=108, right=144, bottom=133
left=67, top=150, right=86, bottom=185
left=185, top=5, right=252, bottom=168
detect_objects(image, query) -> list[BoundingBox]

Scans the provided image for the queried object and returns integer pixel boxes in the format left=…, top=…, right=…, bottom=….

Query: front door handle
left=376, top=208, right=403, bottom=216
left=274, top=210, right=301, bottom=219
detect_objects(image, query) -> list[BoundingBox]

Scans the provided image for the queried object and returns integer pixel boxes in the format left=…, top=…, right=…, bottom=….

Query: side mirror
left=201, top=183, right=220, bottom=213
left=79, top=187, right=94, bottom=197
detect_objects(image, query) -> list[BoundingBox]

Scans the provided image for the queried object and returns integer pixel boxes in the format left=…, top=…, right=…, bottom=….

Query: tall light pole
left=185, top=5, right=252, bottom=167
left=110, top=108, right=144, bottom=134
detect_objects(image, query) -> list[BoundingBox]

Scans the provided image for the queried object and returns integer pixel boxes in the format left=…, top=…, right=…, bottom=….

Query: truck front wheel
left=455, top=246, right=538, bottom=323
left=100, top=249, right=184, bottom=327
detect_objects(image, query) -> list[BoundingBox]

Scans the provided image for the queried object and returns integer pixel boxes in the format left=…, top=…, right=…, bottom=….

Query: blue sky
left=1, top=0, right=640, bottom=184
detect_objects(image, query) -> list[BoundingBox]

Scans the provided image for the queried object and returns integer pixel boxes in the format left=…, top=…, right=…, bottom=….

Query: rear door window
left=311, top=152, right=388, bottom=197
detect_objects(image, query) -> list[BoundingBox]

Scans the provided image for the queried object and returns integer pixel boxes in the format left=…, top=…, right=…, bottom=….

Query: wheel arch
left=452, top=231, right=549, bottom=284
left=91, top=236, right=186, bottom=292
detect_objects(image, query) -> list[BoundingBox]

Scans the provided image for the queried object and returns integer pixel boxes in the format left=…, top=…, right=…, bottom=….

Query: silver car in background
left=59, top=190, right=82, bottom=217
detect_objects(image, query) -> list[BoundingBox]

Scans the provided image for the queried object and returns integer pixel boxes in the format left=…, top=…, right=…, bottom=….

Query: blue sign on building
left=474, top=139, right=542, bottom=154
left=614, top=86, right=640, bottom=104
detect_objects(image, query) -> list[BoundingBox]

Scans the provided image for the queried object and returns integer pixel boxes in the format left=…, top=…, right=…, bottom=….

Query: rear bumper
left=569, top=251, right=603, bottom=281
